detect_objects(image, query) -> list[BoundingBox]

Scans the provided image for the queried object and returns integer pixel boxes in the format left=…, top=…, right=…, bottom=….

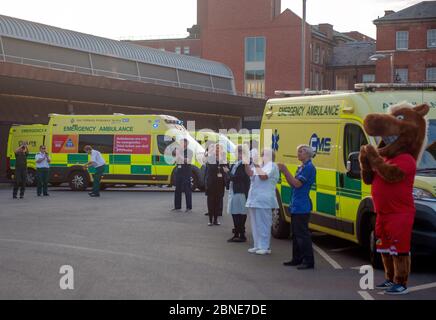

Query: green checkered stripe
left=9, top=153, right=36, bottom=169
left=280, top=171, right=362, bottom=216
left=53, top=154, right=157, bottom=175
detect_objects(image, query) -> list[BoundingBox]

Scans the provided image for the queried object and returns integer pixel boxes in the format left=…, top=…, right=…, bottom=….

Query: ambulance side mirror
left=346, top=152, right=361, bottom=179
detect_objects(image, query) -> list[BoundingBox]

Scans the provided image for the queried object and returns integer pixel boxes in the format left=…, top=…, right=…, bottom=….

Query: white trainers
left=248, top=247, right=259, bottom=253
left=255, top=249, right=271, bottom=255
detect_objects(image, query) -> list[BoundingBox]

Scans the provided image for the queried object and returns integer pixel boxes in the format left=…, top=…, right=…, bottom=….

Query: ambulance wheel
left=272, top=207, right=290, bottom=239
left=68, top=171, right=89, bottom=191
left=26, top=169, right=37, bottom=187
left=369, top=215, right=383, bottom=269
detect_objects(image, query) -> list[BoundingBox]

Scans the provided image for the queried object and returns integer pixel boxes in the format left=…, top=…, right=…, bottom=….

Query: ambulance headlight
left=413, top=188, right=435, bottom=201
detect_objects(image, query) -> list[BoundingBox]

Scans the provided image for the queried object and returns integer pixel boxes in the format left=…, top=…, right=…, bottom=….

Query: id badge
left=217, top=173, right=223, bottom=178
left=178, top=165, right=182, bottom=169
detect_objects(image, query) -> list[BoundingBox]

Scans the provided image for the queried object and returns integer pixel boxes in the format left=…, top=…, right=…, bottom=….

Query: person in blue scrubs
left=278, top=144, right=316, bottom=270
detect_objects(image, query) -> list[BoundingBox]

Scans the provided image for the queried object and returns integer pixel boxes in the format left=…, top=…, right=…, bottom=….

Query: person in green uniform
left=12, top=143, right=28, bottom=199
left=83, top=145, right=106, bottom=197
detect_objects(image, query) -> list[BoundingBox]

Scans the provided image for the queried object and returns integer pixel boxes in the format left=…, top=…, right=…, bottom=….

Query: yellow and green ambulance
left=261, top=90, right=436, bottom=265
left=7, top=124, right=48, bottom=186
left=46, top=114, right=205, bottom=191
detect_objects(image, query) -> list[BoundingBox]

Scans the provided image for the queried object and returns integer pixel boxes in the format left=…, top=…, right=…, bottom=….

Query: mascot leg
left=381, top=253, right=395, bottom=282
left=393, top=255, right=411, bottom=287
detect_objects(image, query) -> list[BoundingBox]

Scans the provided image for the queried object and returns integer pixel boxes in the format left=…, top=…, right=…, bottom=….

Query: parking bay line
left=0, top=238, right=150, bottom=260
left=358, top=291, right=375, bottom=300
left=312, top=243, right=343, bottom=270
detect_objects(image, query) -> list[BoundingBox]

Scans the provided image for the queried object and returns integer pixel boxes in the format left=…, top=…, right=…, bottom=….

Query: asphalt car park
left=0, top=184, right=435, bottom=300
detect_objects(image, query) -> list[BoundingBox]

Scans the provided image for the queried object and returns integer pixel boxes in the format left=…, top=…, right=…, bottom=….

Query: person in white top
left=83, top=145, right=106, bottom=197
left=35, top=145, right=51, bottom=196
left=245, top=149, right=280, bottom=255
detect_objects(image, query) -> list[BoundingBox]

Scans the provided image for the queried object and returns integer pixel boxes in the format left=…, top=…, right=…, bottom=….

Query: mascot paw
left=359, top=145, right=371, bottom=169
left=364, top=145, right=379, bottom=162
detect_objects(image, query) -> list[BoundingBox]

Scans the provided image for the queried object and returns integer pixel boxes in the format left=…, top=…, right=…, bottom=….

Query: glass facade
left=245, top=37, right=265, bottom=62
left=245, top=37, right=265, bottom=97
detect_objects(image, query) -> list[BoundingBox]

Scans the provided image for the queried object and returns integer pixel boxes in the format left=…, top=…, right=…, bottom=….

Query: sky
left=0, top=0, right=425, bottom=40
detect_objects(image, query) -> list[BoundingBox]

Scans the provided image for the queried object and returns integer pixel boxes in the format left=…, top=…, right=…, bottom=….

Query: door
left=153, top=134, right=176, bottom=184
left=112, top=134, right=154, bottom=183
left=337, top=122, right=368, bottom=237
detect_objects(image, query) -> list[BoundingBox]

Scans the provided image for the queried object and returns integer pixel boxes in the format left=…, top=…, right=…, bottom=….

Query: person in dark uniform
left=12, top=142, right=28, bottom=199
left=227, top=144, right=251, bottom=242
left=205, top=144, right=229, bottom=226
left=172, top=138, right=193, bottom=212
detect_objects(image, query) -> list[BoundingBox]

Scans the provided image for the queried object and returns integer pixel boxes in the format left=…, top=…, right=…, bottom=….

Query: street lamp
left=301, top=0, right=307, bottom=92
left=369, top=53, right=394, bottom=83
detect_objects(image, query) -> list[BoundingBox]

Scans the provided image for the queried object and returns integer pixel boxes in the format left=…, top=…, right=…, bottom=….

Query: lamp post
left=369, top=53, right=394, bottom=83
left=301, top=0, right=307, bottom=92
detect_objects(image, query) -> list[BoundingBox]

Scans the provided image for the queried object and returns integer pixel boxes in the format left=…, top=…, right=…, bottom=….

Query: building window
left=396, top=31, right=409, bottom=50
left=314, top=45, right=320, bottom=64
left=175, top=47, right=181, bottom=54
left=395, top=68, right=408, bottom=83
left=245, top=70, right=265, bottom=97
left=314, top=72, right=320, bottom=90
left=183, top=46, right=190, bottom=55
left=336, top=74, right=349, bottom=90
left=427, top=67, right=436, bottom=81
left=362, top=74, right=375, bottom=83
left=245, top=37, right=266, bottom=62
left=428, top=29, right=436, bottom=48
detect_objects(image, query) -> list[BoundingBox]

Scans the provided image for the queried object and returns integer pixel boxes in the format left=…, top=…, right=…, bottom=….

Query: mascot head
left=363, top=103, right=430, bottom=161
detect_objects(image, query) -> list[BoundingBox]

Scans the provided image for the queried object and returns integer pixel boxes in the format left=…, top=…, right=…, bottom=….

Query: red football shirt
left=371, top=153, right=416, bottom=215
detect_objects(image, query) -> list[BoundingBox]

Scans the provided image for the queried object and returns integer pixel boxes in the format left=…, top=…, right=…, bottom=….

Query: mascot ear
left=414, top=104, right=430, bottom=117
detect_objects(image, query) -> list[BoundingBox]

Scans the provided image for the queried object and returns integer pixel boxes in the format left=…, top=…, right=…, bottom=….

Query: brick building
left=374, top=1, right=436, bottom=83
left=328, top=42, right=377, bottom=90
left=132, top=0, right=376, bottom=98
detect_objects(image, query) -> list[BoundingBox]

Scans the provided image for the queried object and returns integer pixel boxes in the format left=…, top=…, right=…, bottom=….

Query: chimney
left=384, top=10, right=395, bottom=17
left=197, top=0, right=208, bottom=29
left=319, top=23, right=334, bottom=40
left=272, top=0, right=281, bottom=19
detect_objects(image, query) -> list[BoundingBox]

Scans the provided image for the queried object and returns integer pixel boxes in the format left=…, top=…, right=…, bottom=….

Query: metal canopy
left=0, top=14, right=233, bottom=79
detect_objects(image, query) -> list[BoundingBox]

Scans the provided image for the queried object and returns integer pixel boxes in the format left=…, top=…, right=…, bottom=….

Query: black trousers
left=13, top=168, right=27, bottom=197
left=291, top=214, right=314, bottom=265
left=207, top=195, right=224, bottom=223
left=36, top=168, right=49, bottom=196
left=231, top=214, right=247, bottom=235
left=174, top=177, right=192, bottom=210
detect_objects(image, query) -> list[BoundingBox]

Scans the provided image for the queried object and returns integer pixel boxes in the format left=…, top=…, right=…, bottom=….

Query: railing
left=0, top=53, right=261, bottom=98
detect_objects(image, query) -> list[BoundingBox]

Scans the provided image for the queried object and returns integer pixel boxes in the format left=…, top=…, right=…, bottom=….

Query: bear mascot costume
left=359, top=102, right=430, bottom=295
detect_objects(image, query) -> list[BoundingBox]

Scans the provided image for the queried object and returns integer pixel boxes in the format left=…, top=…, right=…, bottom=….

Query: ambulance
left=46, top=114, right=205, bottom=191
left=261, top=88, right=436, bottom=266
left=6, top=124, right=48, bottom=186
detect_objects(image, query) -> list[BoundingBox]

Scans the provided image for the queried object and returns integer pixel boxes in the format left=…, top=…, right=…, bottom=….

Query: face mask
left=382, top=135, right=398, bottom=145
